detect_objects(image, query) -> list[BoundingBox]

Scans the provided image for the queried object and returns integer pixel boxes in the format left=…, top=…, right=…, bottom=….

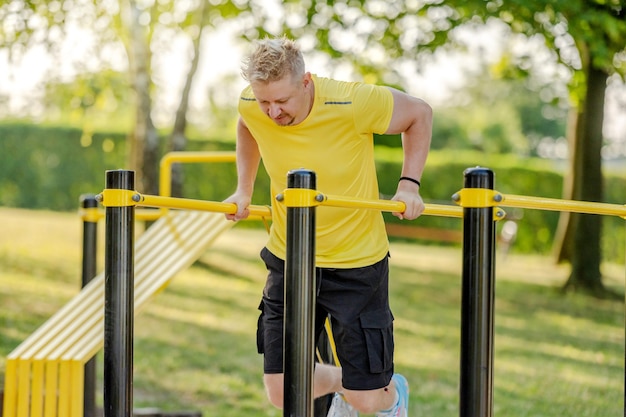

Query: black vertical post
left=459, top=167, right=496, bottom=417
left=103, top=170, right=135, bottom=417
left=80, top=194, right=99, bottom=417
left=283, top=169, right=317, bottom=417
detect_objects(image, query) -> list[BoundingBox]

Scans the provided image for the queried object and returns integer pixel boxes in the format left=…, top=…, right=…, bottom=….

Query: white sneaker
left=327, top=393, right=359, bottom=417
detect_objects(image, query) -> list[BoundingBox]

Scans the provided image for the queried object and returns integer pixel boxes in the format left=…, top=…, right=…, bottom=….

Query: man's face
left=251, top=73, right=313, bottom=126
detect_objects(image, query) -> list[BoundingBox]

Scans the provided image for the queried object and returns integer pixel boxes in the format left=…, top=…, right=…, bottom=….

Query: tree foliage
left=251, top=0, right=625, bottom=296
left=244, top=1, right=625, bottom=85
left=0, top=0, right=249, bottom=193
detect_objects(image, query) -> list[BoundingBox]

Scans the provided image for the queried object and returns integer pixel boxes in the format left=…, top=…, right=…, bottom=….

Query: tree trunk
left=554, top=58, right=609, bottom=295
left=124, top=0, right=159, bottom=195
left=551, top=109, right=578, bottom=263
left=169, top=6, right=206, bottom=198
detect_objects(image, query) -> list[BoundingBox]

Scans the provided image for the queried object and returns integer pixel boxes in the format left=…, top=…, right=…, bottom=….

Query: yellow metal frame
left=2, top=210, right=237, bottom=417
left=134, top=193, right=272, bottom=218
left=5, top=152, right=625, bottom=417
left=159, top=152, right=237, bottom=198
left=78, top=207, right=102, bottom=223
left=452, top=188, right=626, bottom=220
left=500, top=193, right=626, bottom=219
left=281, top=189, right=465, bottom=218
left=1, top=151, right=257, bottom=417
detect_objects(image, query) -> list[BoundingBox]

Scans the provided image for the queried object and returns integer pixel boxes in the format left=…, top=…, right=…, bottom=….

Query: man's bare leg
left=263, top=364, right=396, bottom=413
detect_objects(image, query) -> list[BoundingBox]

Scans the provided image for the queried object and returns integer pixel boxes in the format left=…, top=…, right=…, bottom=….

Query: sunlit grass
left=0, top=208, right=624, bottom=416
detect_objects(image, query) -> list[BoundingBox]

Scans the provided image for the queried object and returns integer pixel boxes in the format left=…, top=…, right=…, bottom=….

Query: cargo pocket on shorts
left=359, top=308, right=394, bottom=374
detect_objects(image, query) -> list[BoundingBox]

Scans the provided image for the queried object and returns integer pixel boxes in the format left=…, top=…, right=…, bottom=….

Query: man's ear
left=302, top=72, right=312, bottom=87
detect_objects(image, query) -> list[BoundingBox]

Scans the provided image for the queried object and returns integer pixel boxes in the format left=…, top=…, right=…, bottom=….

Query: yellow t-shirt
left=239, top=75, right=394, bottom=268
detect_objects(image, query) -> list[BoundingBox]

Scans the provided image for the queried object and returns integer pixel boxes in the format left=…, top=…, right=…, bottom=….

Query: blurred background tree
left=0, top=0, right=246, bottom=195
left=254, top=0, right=625, bottom=295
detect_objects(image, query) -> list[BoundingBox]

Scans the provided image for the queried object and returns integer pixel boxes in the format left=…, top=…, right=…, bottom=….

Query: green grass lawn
left=0, top=207, right=624, bottom=416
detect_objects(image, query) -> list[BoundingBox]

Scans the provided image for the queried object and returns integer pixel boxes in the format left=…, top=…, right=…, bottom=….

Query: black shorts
left=256, top=247, right=394, bottom=391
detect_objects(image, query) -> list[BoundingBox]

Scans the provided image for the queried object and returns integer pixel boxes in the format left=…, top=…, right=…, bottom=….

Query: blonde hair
left=241, top=36, right=305, bottom=83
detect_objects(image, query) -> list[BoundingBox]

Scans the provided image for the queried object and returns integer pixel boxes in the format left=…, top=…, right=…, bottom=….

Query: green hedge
left=0, top=123, right=239, bottom=210
left=0, top=124, right=127, bottom=210
left=0, top=123, right=623, bottom=262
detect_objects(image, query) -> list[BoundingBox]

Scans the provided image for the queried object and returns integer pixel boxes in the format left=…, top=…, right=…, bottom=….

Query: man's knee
left=344, top=388, right=389, bottom=414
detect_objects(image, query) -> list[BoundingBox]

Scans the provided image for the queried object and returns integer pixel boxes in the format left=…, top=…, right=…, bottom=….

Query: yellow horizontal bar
left=136, top=193, right=272, bottom=218
left=135, top=209, right=164, bottom=221
left=79, top=207, right=102, bottom=223
left=319, top=193, right=463, bottom=218
left=161, top=151, right=237, bottom=165
left=501, top=194, right=626, bottom=218
left=78, top=208, right=166, bottom=223
left=425, top=204, right=464, bottom=218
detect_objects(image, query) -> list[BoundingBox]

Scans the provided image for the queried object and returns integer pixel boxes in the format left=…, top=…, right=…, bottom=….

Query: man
left=224, top=36, right=432, bottom=417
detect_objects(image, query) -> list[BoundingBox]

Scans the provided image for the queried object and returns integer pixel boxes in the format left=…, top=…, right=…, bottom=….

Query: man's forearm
left=236, top=120, right=262, bottom=196
left=401, top=100, right=432, bottom=182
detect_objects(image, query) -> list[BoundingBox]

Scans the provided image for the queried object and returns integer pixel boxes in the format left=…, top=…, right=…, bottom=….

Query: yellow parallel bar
left=159, top=151, right=236, bottom=198
left=79, top=207, right=102, bottom=223
left=501, top=194, right=626, bottom=218
left=81, top=208, right=164, bottom=222
left=135, top=208, right=164, bottom=221
left=136, top=193, right=272, bottom=218
left=319, top=193, right=463, bottom=218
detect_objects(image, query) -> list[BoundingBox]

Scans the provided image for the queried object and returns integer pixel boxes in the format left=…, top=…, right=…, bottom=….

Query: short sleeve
left=352, top=84, right=394, bottom=135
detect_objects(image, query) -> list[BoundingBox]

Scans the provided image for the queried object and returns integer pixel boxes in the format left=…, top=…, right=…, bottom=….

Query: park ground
left=0, top=207, right=624, bottom=416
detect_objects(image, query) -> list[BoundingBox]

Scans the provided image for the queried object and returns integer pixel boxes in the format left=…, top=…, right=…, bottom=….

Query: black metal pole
left=459, top=167, right=496, bottom=417
left=103, top=170, right=135, bottom=417
left=283, top=169, right=317, bottom=417
left=80, top=194, right=99, bottom=417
